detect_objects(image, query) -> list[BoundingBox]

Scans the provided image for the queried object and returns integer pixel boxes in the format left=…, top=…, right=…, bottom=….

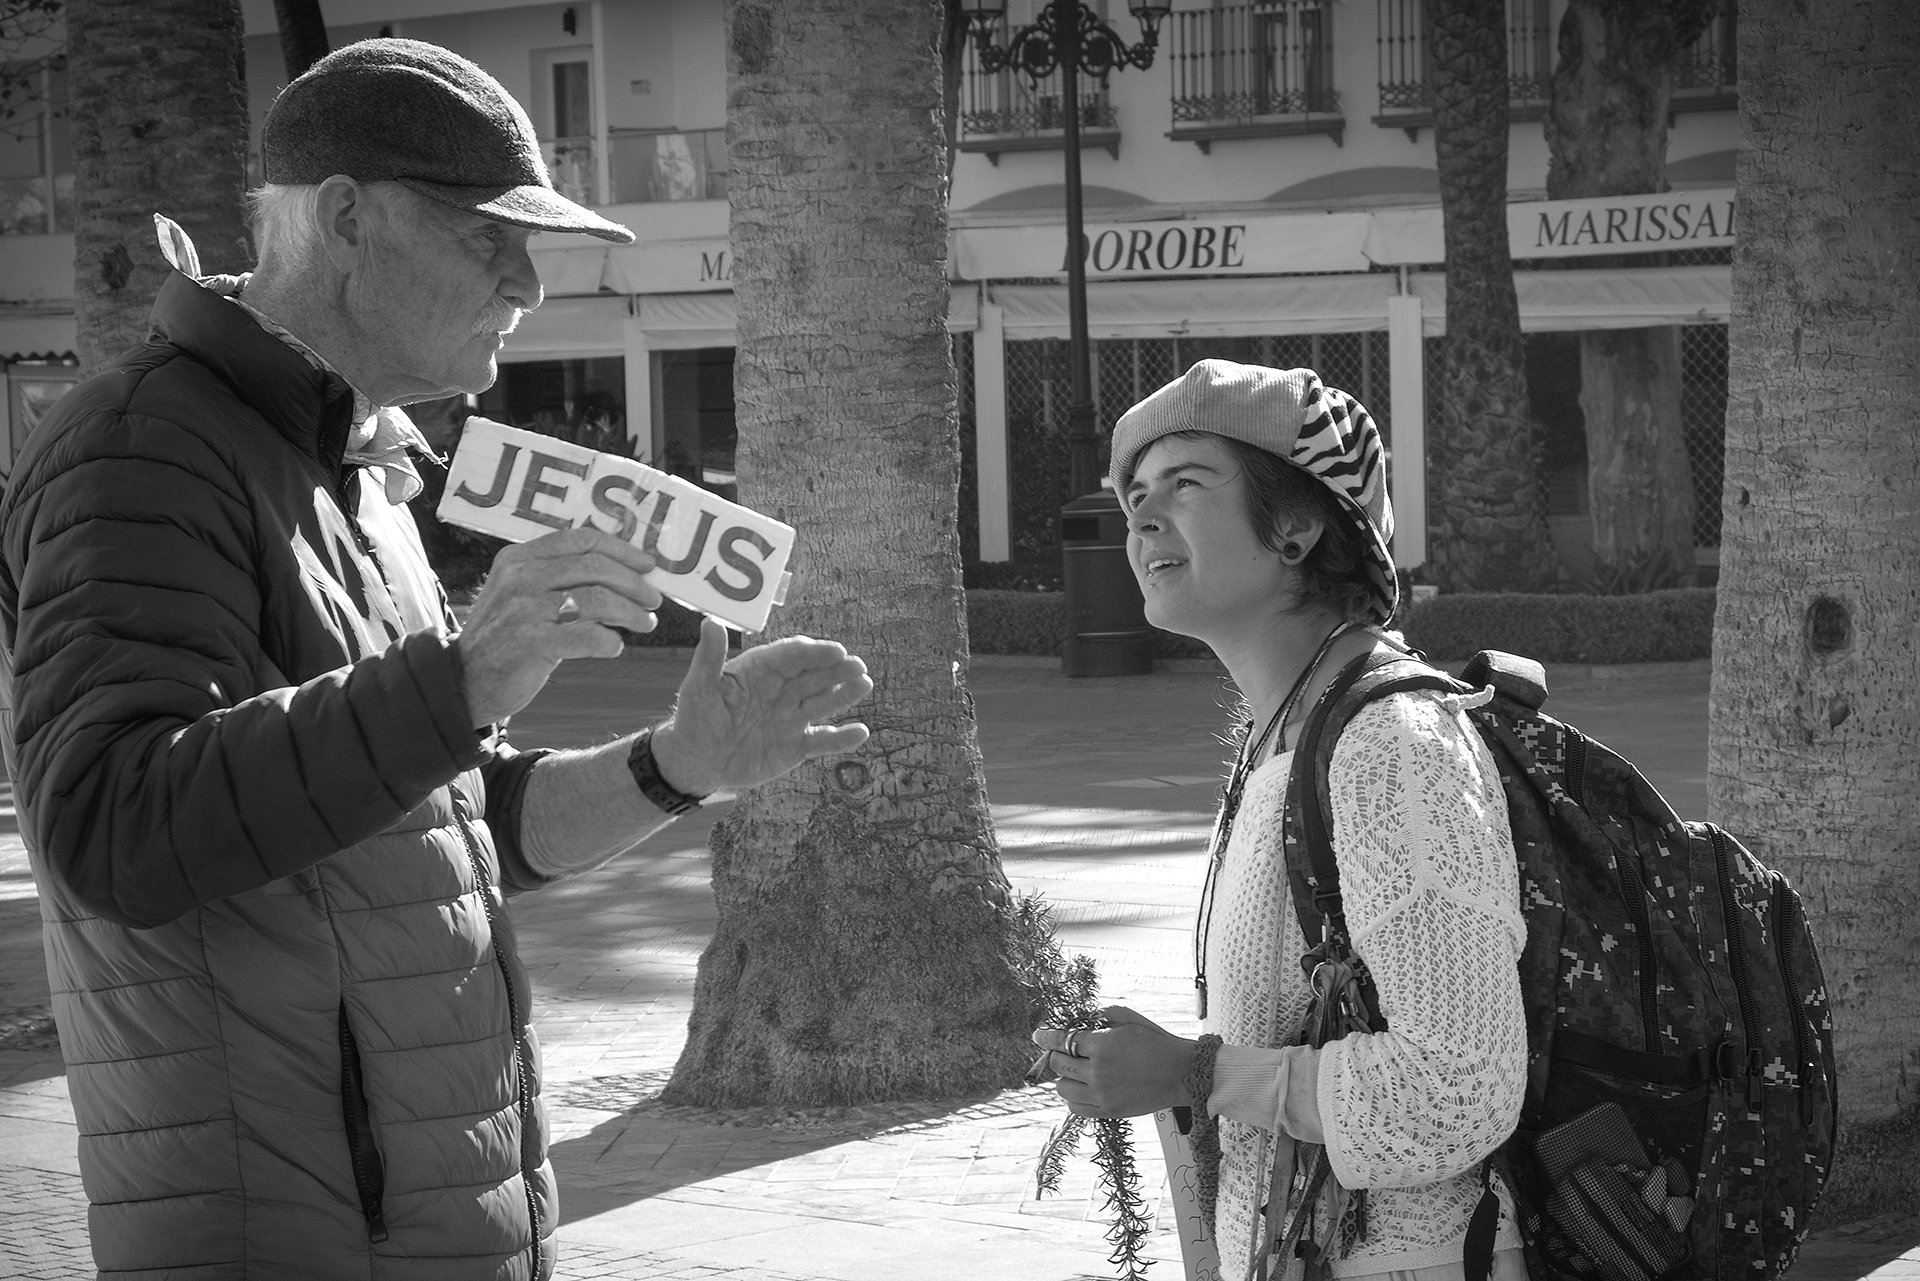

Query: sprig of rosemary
left=1021, top=917, right=1155, bottom=1281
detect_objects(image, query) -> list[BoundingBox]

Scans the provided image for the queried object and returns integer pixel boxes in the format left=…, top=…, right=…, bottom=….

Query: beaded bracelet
left=1184, top=1033, right=1224, bottom=1231
left=626, top=726, right=708, bottom=816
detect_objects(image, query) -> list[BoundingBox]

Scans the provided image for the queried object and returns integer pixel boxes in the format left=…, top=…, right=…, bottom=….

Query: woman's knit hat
left=1109, top=359, right=1398, bottom=623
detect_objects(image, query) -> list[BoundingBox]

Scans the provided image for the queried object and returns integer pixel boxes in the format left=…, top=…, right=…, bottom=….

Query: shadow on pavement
left=549, top=1079, right=1058, bottom=1218
left=1789, top=1215, right=1920, bottom=1281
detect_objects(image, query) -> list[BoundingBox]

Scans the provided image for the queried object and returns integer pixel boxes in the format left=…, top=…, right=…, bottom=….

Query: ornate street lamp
left=959, top=0, right=1171, bottom=498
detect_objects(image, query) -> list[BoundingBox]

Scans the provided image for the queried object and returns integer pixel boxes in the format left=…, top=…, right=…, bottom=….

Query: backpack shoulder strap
left=1283, top=650, right=1467, bottom=1023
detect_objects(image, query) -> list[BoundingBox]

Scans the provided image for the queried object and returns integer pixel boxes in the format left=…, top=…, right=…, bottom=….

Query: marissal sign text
left=1513, top=190, right=1735, bottom=258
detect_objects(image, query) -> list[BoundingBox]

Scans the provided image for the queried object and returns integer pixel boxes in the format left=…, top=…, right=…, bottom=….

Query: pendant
left=1195, top=976, right=1208, bottom=1021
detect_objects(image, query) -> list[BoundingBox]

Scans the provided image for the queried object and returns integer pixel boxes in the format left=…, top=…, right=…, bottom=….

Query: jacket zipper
left=1562, top=732, right=1663, bottom=1052
left=453, top=811, right=542, bottom=1275
left=338, top=1007, right=390, bottom=1243
left=1710, top=826, right=1766, bottom=1117
left=1771, top=874, right=1815, bottom=1125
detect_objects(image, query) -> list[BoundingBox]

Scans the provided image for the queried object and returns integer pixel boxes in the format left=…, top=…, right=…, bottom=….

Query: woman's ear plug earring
left=1281, top=541, right=1304, bottom=563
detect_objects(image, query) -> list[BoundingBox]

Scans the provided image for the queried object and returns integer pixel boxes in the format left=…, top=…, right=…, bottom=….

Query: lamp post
left=959, top=0, right=1169, bottom=498
left=959, top=0, right=1170, bottom=678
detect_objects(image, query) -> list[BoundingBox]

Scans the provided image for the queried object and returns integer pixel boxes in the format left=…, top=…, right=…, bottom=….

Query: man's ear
left=314, top=175, right=374, bottom=273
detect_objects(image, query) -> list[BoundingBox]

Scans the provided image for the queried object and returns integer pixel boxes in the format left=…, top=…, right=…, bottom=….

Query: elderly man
left=0, top=39, right=870, bottom=1278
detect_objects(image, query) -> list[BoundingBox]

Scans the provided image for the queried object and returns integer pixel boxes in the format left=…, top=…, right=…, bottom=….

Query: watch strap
left=627, top=726, right=707, bottom=816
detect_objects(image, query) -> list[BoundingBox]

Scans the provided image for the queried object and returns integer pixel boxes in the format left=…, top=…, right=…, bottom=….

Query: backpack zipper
left=1564, top=730, right=1663, bottom=1052
left=452, top=810, right=543, bottom=1275
left=1770, top=875, right=1815, bottom=1126
left=1709, top=826, right=1766, bottom=1118
left=1612, top=852, right=1664, bottom=1053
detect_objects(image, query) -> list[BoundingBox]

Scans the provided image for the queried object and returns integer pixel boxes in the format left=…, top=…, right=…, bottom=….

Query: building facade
left=0, top=0, right=1738, bottom=579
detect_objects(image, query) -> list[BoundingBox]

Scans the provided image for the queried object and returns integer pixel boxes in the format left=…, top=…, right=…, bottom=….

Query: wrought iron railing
left=1674, top=3, right=1737, bottom=95
left=960, top=20, right=1117, bottom=137
left=1168, top=0, right=1340, bottom=126
left=1376, top=0, right=1552, bottom=112
left=1377, top=0, right=1736, bottom=116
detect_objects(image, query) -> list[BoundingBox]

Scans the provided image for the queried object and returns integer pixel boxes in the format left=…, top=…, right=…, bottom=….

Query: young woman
left=1031, top=359, right=1529, bottom=1281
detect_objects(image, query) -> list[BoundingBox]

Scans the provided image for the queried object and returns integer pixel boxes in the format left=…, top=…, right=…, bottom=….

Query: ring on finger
left=1065, top=1030, right=1082, bottom=1058
left=556, top=595, right=581, bottom=625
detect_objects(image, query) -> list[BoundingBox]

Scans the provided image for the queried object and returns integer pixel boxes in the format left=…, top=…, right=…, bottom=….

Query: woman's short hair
left=1160, top=430, right=1375, bottom=622
left=247, top=180, right=410, bottom=269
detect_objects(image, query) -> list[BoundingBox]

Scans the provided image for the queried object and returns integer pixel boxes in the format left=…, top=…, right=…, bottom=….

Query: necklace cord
left=1192, top=620, right=1365, bottom=1020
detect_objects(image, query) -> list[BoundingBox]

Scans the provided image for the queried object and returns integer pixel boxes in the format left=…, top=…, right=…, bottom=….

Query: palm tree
left=662, top=0, right=1052, bottom=1106
left=1544, top=0, right=1718, bottom=588
left=272, top=0, right=331, bottom=81
left=68, top=0, right=249, bottom=372
left=1708, top=0, right=1919, bottom=1222
left=1425, top=0, right=1558, bottom=592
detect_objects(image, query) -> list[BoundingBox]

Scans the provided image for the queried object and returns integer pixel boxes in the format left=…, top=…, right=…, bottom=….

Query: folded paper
left=438, top=417, right=795, bottom=633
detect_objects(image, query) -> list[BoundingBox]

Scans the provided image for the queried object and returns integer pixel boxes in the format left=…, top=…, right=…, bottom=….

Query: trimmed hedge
left=1398, top=588, right=1716, bottom=664
left=963, top=587, right=1716, bottom=664
left=554, top=586, right=1716, bottom=667
left=964, top=590, right=1212, bottom=660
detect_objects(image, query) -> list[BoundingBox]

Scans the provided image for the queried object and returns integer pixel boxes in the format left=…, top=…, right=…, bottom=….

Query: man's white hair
left=247, top=180, right=413, bottom=271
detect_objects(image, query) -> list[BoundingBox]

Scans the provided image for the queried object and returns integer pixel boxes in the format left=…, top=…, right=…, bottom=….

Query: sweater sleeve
left=1315, top=691, right=1528, bottom=1190
left=2, top=407, right=490, bottom=928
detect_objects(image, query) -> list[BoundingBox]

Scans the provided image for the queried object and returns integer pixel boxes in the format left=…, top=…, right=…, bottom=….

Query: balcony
left=1374, top=0, right=1737, bottom=138
left=957, top=21, right=1120, bottom=165
left=1165, top=1, right=1344, bottom=152
left=541, top=128, right=729, bottom=207
left=1671, top=5, right=1738, bottom=113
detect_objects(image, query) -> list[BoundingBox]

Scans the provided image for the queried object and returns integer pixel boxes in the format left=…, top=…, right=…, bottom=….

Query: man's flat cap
left=263, top=38, right=634, bottom=244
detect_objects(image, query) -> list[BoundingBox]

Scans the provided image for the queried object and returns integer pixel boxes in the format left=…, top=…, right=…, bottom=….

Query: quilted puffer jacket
left=0, top=271, right=563, bottom=1278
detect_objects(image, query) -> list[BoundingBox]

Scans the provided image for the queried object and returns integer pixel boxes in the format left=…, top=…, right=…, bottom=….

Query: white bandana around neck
left=153, top=213, right=437, bottom=506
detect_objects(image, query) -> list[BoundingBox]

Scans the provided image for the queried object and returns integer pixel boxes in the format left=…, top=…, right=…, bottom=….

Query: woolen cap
left=262, top=38, right=635, bottom=244
left=1110, top=359, right=1399, bottom=623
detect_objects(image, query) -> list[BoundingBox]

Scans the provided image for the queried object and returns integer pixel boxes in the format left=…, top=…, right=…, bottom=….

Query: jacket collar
left=146, top=270, right=357, bottom=476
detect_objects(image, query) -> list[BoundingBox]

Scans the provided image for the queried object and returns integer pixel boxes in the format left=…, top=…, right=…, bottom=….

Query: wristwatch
left=626, top=726, right=708, bottom=816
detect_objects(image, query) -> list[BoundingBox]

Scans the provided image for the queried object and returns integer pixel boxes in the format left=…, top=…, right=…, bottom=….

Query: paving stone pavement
left=1, top=650, right=1906, bottom=1278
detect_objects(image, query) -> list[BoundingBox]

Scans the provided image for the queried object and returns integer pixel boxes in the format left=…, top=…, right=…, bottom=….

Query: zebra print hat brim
left=1109, top=359, right=1399, bottom=624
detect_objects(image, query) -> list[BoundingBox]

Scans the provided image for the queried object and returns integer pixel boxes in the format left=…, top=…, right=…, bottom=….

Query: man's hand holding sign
left=446, top=416, right=871, bottom=812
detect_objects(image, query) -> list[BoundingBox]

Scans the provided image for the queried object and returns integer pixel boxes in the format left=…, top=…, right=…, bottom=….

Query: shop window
left=657, top=347, right=737, bottom=503
left=1527, top=333, right=1588, bottom=519
left=4, top=360, right=79, bottom=480
left=476, top=356, right=629, bottom=456
left=0, top=62, right=72, bottom=235
left=1000, top=333, right=1390, bottom=563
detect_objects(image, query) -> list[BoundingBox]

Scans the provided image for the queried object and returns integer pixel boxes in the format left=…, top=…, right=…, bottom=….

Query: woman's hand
left=1030, top=1005, right=1198, bottom=1119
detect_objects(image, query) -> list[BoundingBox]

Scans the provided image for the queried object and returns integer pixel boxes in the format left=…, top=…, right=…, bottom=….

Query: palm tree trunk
left=662, top=0, right=1047, bottom=1106
left=1709, top=0, right=1920, bottom=1219
left=1544, top=0, right=1716, bottom=587
left=273, top=0, right=332, bottom=81
left=68, top=0, right=250, bottom=374
left=1425, top=0, right=1558, bottom=591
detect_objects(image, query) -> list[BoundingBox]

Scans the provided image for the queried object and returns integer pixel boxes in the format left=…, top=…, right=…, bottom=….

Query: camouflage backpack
left=1279, top=648, right=1838, bottom=1281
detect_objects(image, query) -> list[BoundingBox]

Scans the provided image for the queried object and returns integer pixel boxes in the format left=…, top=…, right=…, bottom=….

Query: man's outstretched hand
left=650, top=617, right=873, bottom=797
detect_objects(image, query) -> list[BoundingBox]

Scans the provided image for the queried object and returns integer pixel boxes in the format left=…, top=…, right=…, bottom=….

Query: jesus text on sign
left=438, top=418, right=795, bottom=634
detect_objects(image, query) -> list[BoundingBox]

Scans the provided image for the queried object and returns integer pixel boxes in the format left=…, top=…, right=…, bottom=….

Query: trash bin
left=1059, top=488, right=1152, bottom=677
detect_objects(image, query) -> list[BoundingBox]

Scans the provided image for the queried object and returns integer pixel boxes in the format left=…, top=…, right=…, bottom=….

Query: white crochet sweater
left=1201, top=688, right=1528, bottom=1278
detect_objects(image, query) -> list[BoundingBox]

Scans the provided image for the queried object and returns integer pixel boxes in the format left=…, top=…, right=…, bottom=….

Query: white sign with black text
left=438, top=418, right=795, bottom=634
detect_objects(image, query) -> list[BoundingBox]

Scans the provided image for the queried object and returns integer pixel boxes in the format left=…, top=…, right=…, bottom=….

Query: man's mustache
left=473, top=299, right=522, bottom=336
